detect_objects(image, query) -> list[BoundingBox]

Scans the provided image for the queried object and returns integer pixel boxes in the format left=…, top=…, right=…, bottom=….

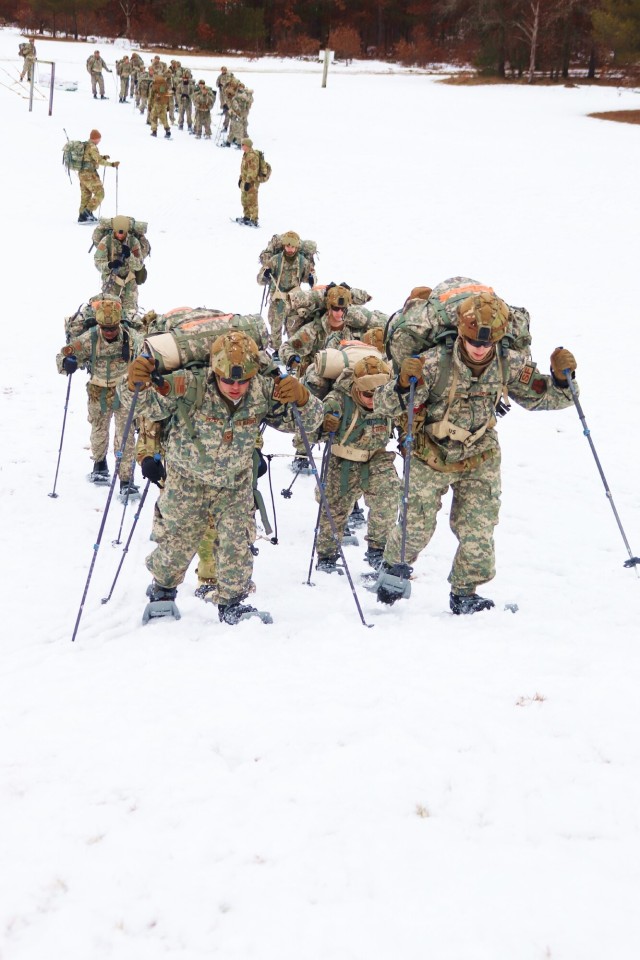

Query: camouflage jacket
left=177, top=79, right=195, bottom=102
left=137, top=72, right=151, bottom=95
left=94, top=232, right=143, bottom=282
left=257, top=251, right=314, bottom=295
left=280, top=306, right=383, bottom=369
left=193, top=87, right=215, bottom=112
left=323, top=371, right=394, bottom=456
left=57, top=326, right=141, bottom=388
left=120, top=372, right=323, bottom=488
left=82, top=141, right=114, bottom=174
left=116, top=58, right=132, bottom=77
left=240, top=147, right=260, bottom=185
left=374, top=338, right=577, bottom=467
left=130, top=53, right=144, bottom=72
left=229, top=89, right=250, bottom=119
left=87, top=55, right=109, bottom=75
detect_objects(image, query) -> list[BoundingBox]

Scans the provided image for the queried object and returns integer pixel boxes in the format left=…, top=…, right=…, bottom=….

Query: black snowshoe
left=316, top=555, right=344, bottom=576
left=142, top=581, right=181, bottom=624
left=342, top=523, right=359, bottom=547
left=291, top=456, right=313, bottom=475
left=349, top=502, right=366, bottom=528
left=370, top=561, right=413, bottom=604
left=363, top=546, right=384, bottom=570
left=89, top=459, right=110, bottom=484
left=449, top=592, right=495, bottom=615
left=119, top=480, right=140, bottom=503
left=218, top=598, right=273, bottom=625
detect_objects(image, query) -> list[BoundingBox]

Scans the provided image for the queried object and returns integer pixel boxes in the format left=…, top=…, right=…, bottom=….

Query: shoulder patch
left=531, top=378, right=547, bottom=395
left=172, top=374, right=187, bottom=396
left=518, top=363, right=535, bottom=385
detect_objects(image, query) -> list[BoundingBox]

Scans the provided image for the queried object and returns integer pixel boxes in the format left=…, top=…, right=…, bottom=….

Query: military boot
left=316, top=555, right=343, bottom=575
left=89, top=459, right=110, bottom=483
left=449, top=593, right=495, bottom=615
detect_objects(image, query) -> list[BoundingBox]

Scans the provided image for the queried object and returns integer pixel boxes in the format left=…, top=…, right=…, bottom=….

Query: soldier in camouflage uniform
left=372, top=291, right=578, bottom=614
left=77, top=129, right=120, bottom=224
left=19, top=37, right=36, bottom=82
left=221, top=74, right=240, bottom=131
left=192, top=79, right=215, bottom=138
left=56, top=298, right=141, bottom=493
left=130, top=52, right=144, bottom=92
left=148, top=72, right=172, bottom=138
left=86, top=50, right=111, bottom=99
left=176, top=70, right=194, bottom=130
left=316, top=355, right=400, bottom=573
left=123, top=331, right=323, bottom=624
left=257, top=231, right=315, bottom=356
left=238, top=138, right=261, bottom=226
left=280, top=284, right=386, bottom=469
left=226, top=83, right=250, bottom=147
left=116, top=55, right=132, bottom=102
left=136, top=69, right=151, bottom=114
left=94, top=215, right=144, bottom=317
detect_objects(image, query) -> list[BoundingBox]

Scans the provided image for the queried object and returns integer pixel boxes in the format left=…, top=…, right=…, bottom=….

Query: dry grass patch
left=588, top=110, right=640, bottom=125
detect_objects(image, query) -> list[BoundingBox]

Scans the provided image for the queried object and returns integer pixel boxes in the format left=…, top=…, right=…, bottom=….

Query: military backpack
left=256, top=151, right=272, bottom=183
left=19, top=42, right=30, bottom=56
left=91, top=217, right=152, bottom=263
left=62, top=139, right=91, bottom=174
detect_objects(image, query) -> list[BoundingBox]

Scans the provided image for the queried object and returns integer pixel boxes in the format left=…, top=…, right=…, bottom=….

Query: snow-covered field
left=2, top=26, right=640, bottom=960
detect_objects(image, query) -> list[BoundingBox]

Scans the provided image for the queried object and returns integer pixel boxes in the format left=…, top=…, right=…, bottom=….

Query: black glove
left=108, top=259, right=124, bottom=270
left=141, top=455, right=166, bottom=485
left=120, top=243, right=131, bottom=259
left=263, top=268, right=272, bottom=281
left=238, top=178, right=241, bottom=188
left=308, top=274, right=314, bottom=287
left=62, top=355, right=78, bottom=375
left=244, top=182, right=251, bottom=191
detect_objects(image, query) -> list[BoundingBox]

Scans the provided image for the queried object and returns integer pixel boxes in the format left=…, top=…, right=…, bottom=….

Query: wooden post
left=321, top=48, right=330, bottom=88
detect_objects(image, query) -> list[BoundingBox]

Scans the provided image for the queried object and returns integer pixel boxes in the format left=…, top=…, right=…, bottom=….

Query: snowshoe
left=85, top=210, right=97, bottom=222
left=349, top=503, right=366, bottom=528
left=89, top=459, right=110, bottom=484
left=218, top=599, right=272, bottom=625
left=363, top=546, right=384, bottom=570
left=449, top=592, right=495, bottom=616
left=77, top=210, right=90, bottom=223
left=194, top=581, right=217, bottom=602
left=316, top=555, right=344, bottom=576
left=142, top=581, right=181, bottom=624
left=370, top=561, right=413, bottom=605
left=291, top=456, right=313, bottom=475
left=164, top=129, right=171, bottom=138
left=118, top=480, right=140, bottom=503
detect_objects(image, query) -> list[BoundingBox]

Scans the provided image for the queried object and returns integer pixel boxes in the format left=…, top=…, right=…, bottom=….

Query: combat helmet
left=457, top=292, right=509, bottom=344
left=281, top=231, right=301, bottom=252
left=210, top=331, right=260, bottom=381
left=112, top=214, right=130, bottom=235
left=92, top=298, right=123, bottom=328
left=352, top=355, right=391, bottom=394
left=325, top=284, right=352, bottom=311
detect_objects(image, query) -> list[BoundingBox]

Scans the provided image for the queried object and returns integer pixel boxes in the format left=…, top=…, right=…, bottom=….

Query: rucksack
left=91, top=217, right=151, bottom=261
left=152, top=74, right=169, bottom=97
left=64, top=297, right=140, bottom=342
left=62, top=140, right=91, bottom=174
left=143, top=308, right=270, bottom=373
left=19, top=42, right=30, bottom=56
left=256, top=151, right=272, bottom=183
left=385, top=276, right=532, bottom=369
left=314, top=341, right=384, bottom=380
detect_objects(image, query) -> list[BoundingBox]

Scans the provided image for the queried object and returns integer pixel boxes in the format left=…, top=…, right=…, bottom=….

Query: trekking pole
left=280, top=465, right=302, bottom=499
left=279, top=377, right=371, bottom=627
left=265, top=454, right=279, bottom=544
left=101, top=477, right=153, bottom=604
left=71, top=383, right=142, bottom=642
left=259, top=283, right=268, bottom=316
left=115, top=165, right=119, bottom=214
left=112, top=458, right=137, bottom=546
left=399, top=378, right=417, bottom=568
left=48, top=372, right=73, bottom=498
left=97, top=165, right=106, bottom=219
left=305, top=433, right=333, bottom=585
left=563, top=369, right=640, bottom=575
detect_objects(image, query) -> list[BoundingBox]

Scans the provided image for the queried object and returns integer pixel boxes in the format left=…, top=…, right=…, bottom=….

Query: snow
left=2, top=26, right=640, bottom=960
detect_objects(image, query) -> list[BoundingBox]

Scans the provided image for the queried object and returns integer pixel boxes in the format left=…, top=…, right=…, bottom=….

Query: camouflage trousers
left=267, top=296, right=287, bottom=352
left=149, top=100, right=170, bottom=133
left=227, top=115, right=244, bottom=145
left=146, top=466, right=256, bottom=600
left=119, top=75, right=130, bottom=99
left=193, top=109, right=211, bottom=137
left=177, top=99, right=192, bottom=127
left=78, top=171, right=104, bottom=214
left=241, top=183, right=259, bottom=221
left=317, top=451, right=400, bottom=558
left=90, top=72, right=105, bottom=96
left=86, top=383, right=136, bottom=480
left=137, top=93, right=148, bottom=113
left=20, top=56, right=35, bottom=81
left=383, top=452, right=502, bottom=595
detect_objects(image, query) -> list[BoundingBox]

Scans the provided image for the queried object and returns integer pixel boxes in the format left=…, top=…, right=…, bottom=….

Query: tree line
left=4, top=0, right=639, bottom=80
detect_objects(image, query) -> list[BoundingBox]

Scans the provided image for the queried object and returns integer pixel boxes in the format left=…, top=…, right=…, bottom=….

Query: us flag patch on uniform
left=519, top=364, right=535, bottom=385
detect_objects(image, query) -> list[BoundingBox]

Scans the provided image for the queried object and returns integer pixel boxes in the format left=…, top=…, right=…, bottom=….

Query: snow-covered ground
left=2, top=25, right=640, bottom=960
